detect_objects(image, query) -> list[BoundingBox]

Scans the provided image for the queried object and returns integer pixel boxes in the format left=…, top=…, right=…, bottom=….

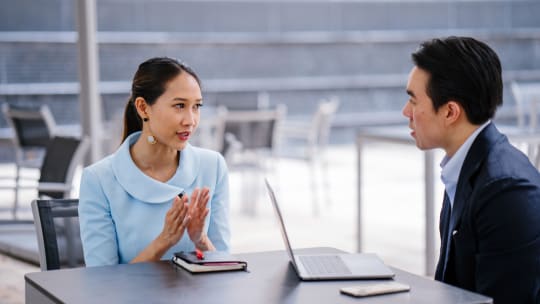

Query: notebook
left=264, top=178, right=395, bottom=281
left=172, top=251, right=247, bottom=273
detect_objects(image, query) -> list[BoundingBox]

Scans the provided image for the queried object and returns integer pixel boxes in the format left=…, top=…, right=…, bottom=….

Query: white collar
left=440, top=120, right=491, bottom=205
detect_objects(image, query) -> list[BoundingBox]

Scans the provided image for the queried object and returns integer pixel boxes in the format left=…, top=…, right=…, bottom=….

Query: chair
left=191, top=105, right=228, bottom=152
left=0, top=135, right=90, bottom=218
left=1, top=103, right=57, bottom=215
left=224, top=105, right=287, bottom=215
left=510, top=81, right=540, bottom=130
left=278, top=97, right=340, bottom=215
left=31, top=198, right=84, bottom=270
left=510, top=82, right=540, bottom=167
left=38, top=135, right=90, bottom=198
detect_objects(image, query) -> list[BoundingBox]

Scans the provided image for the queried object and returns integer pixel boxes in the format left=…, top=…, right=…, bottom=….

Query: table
left=355, top=125, right=540, bottom=277
left=25, top=247, right=492, bottom=304
left=356, top=127, right=437, bottom=276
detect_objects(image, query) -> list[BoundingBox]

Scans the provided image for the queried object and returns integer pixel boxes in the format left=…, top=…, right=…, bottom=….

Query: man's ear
left=134, top=97, right=148, bottom=119
left=445, top=101, right=462, bottom=125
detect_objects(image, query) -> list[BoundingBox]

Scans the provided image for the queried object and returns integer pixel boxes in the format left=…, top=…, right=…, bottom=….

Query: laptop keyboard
left=299, top=255, right=351, bottom=276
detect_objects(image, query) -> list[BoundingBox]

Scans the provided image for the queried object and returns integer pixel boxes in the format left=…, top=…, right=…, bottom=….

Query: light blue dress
left=79, top=131, right=230, bottom=267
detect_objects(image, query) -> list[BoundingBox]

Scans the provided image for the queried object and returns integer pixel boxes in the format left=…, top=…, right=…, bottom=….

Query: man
left=403, top=36, right=540, bottom=303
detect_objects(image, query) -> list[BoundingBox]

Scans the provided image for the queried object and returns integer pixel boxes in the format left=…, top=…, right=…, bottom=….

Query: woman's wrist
left=155, top=233, right=174, bottom=254
left=195, top=234, right=215, bottom=251
left=131, top=234, right=171, bottom=263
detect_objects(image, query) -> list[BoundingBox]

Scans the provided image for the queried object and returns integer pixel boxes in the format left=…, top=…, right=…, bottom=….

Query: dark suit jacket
left=435, top=123, right=540, bottom=304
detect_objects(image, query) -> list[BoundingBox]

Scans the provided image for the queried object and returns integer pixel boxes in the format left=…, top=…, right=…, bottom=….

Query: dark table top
left=25, top=247, right=492, bottom=304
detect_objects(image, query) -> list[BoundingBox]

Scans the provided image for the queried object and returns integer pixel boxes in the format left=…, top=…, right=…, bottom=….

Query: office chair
left=0, top=135, right=90, bottom=218
left=223, top=105, right=287, bottom=215
left=31, top=198, right=84, bottom=270
left=36, top=135, right=90, bottom=199
left=278, top=97, right=340, bottom=215
left=191, top=105, right=228, bottom=153
left=1, top=103, right=56, bottom=216
left=510, top=81, right=540, bottom=167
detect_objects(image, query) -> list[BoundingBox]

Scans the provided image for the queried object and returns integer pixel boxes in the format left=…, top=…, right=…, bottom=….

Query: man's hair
left=412, top=36, right=503, bottom=124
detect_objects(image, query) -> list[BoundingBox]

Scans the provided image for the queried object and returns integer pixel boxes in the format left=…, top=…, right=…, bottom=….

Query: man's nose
left=402, top=102, right=410, bottom=118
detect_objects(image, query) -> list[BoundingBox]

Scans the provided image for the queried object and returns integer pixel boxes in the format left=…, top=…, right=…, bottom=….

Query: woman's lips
left=177, top=131, right=190, bottom=141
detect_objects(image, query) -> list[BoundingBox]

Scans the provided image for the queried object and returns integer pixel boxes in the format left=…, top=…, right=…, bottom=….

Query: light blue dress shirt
left=79, top=131, right=230, bottom=267
left=440, top=120, right=491, bottom=208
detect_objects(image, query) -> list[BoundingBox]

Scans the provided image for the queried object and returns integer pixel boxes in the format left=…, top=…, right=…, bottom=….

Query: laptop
left=264, top=179, right=395, bottom=281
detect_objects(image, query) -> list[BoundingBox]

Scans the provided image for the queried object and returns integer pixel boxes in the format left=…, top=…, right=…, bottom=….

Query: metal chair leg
left=12, top=164, right=20, bottom=219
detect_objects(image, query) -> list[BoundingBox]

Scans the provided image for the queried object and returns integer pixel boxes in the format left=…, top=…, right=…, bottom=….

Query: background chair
left=1, top=103, right=56, bottom=215
left=278, top=97, right=340, bottom=215
left=31, top=198, right=84, bottom=270
left=224, top=104, right=287, bottom=215
left=510, top=81, right=540, bottom=131
left=36, top=135, right=90, bottom=200
left=0, top=135, right=90, bottom=218
left=510, top=81, right=540, bottom=167
left=190, top=105, right=228, bottom=153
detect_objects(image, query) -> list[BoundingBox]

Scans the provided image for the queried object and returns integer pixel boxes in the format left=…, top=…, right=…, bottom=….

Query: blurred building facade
left=1, top=0, right=540, bottom=157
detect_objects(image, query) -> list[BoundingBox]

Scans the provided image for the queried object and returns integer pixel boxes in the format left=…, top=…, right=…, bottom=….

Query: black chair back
left=222, top=105, right=286, bottom=155
left=31, top=199, right=84, bottom=270
left=2, top=103, right=55, bottom=149
left=38, top=136, right=88, bottom=199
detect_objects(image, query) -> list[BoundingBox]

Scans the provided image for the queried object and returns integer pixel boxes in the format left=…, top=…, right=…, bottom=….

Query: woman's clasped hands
left=160, top=187, right=212, bottom=250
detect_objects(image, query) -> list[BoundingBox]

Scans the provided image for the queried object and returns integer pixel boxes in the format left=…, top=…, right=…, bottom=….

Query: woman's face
left=145, top=72, right=202, bottom=151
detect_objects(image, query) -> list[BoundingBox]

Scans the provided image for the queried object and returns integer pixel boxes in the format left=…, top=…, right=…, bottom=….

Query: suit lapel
left=450, top=123, right=504, bottom=238
left=438, top=123, right=505, bottom=281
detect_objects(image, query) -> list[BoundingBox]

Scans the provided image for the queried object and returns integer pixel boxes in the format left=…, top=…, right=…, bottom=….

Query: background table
left=25, top=247, right=492, bottom=304
left=356, top=127, right=437, bottom=276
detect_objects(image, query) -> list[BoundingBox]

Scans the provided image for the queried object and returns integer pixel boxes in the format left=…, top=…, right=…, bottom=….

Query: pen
left=178, top=191, right=185, bottom=199
left=196, top=249, right=204, bottom=260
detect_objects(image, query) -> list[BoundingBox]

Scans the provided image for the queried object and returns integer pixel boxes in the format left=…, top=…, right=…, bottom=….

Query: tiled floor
left=0, top=142, right=446, bottom=303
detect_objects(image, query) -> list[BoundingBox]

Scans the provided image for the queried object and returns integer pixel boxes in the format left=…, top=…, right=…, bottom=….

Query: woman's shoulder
left=83, top=154, right=115, bottom=176
left=190, top=145, right=226, bottom=164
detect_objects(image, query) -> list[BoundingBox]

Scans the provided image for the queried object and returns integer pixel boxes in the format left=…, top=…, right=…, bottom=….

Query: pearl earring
left=147, top=135, right=157, bottom=145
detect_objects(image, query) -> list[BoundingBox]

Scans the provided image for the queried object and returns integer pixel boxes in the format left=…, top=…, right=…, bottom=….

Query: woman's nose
left=182, top=110, right=196, bottom=125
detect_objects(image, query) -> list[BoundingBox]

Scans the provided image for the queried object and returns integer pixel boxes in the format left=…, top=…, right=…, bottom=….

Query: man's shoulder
left=481, top=138, right=540, bottom=185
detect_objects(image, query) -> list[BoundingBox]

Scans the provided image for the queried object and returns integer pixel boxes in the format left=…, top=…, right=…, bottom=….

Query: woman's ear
left=134, top=97, right=148, bottom=120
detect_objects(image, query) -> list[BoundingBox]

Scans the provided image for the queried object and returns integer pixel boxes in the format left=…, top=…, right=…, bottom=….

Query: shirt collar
left=440, top=120, right=491, bottom=206
left=111, top=131, right=200, bottom=204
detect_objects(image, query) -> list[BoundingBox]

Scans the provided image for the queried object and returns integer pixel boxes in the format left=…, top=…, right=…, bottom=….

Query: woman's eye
left=175, top=103, right=185, bottom=109
left=195, top=103, right=203, bottom=109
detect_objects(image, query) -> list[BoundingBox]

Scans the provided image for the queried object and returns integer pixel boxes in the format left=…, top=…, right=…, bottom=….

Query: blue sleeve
left=206, top=153, right=231, bottom=252
left=79, top=168, right=120, bottom=266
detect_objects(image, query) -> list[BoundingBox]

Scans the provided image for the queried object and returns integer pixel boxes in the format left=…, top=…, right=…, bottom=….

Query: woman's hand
left=186, top=187, right=215, bottom=250
left=130, top=195, right=190, bottom=263
left=159, top=195, right=190, bottom=247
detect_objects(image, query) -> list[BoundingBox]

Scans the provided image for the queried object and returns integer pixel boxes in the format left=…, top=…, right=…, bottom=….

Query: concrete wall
left=0, top=0, right=539, bottom=128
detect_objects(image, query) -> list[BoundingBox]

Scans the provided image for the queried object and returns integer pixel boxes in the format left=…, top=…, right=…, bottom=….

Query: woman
left=79, top=57, right=230, bottom=266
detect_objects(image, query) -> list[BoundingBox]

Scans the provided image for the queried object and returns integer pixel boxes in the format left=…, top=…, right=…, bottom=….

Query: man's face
left=402, top=66, right=447, bottom=150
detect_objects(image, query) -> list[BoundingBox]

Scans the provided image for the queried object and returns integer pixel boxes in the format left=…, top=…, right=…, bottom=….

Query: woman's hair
left=122, top=57, right=201, bottom=142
